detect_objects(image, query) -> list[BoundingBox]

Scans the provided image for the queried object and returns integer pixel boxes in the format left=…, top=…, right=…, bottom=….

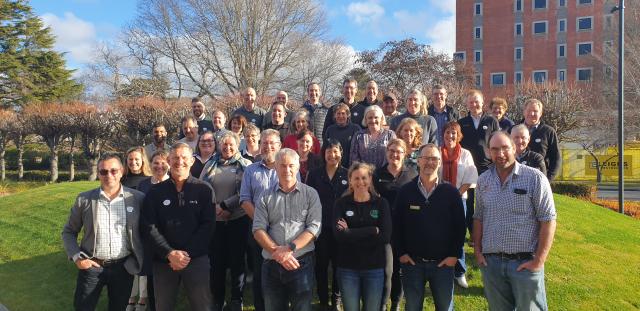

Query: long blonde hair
left=124, top=146, right=152, bottom=176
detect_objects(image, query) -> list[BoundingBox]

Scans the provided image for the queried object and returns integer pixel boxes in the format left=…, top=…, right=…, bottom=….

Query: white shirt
left=94, top=187, right=131, bottom=260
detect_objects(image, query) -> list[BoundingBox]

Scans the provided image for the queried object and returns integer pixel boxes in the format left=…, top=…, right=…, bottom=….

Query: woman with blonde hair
left=349, top=105, right=396, bottom=167
left=389, top=89, right=438, bottom=145
left=122, top=146, right=151, bottom=190
left=395, top=118, right=423, bottom=170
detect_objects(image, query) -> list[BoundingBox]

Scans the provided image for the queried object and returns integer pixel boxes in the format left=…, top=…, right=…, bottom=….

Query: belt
left=412, top=256, right=440, bottom=263
left=484, top=252, right=533, bottom=260
left=93, top=257, right=128, bottom=267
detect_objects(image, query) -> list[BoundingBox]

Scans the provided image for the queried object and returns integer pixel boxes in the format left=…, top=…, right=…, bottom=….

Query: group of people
left=62, top=79, right=558, bottom=311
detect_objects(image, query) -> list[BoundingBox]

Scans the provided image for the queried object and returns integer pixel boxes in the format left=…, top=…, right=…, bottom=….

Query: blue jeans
left=401, top=261, right=454, bottom=311
left=262, top=253, right=314, bottom=311
left=336, top=268, right=384, bottom=311
left=480, top=255, right=548, bottom=311
left=455, top=200, right=468, bottom=277
left=74, top=260, right=133, bottom=311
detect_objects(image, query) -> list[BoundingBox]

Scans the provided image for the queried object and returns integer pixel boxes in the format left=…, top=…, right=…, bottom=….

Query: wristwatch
left=288, top=242, right=297, bottom=252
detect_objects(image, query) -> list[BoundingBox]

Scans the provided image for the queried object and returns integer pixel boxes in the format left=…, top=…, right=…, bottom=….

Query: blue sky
left=30, top=0, right=455, bottom=69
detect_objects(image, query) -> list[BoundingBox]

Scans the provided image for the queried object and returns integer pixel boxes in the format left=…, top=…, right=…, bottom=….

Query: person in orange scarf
left=440, top=121, right=478, bottom=289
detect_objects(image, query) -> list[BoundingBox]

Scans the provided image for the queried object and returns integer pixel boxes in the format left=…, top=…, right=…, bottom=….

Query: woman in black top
left=334, top=162, right=392, bottom=311
left=296, top=129, right=322, bottom=183
left=190, top=131, right=216, bottom=178
left=306, top=139, right=349, bottom=310
left=373, top=139, right=418, bottom=311
left=122, top=146, right=151, bottom=190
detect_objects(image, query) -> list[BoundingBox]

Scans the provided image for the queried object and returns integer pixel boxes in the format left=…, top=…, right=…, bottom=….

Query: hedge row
left=551, top=182, right=597, bottom=199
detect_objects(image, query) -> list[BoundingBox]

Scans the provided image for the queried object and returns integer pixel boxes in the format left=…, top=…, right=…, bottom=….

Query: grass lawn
left=0, top=182, right=639, bottom=310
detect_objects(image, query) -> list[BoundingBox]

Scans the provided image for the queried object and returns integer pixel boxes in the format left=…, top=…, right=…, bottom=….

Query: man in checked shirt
left=473, top=131, right=557, bottom=311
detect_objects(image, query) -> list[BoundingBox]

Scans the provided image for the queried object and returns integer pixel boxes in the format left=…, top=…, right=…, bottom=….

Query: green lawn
left=0, top=182, right=639, bottom=310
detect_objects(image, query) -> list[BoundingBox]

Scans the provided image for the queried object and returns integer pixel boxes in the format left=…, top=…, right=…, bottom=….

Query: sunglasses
left=99, top=168, right=120, bottom=176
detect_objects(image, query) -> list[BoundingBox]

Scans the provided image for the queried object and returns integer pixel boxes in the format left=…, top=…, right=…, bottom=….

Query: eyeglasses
left=200, top=139, right=215, bottom=143
left=418, top=156, right=440, bottom=162
left=99, top=168, right=120, bottom=176
left=489, top=146, right=512, bottom=154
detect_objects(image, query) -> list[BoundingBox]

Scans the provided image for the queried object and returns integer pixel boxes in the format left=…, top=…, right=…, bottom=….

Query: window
left=577, top=42, right=592, bottom=55
left=515, top=23, right=523, bottom=36
left=533, top=70, right=547, bottom=83
left=577, top=17, right=593, bottom=31
left=515, top=47, right=523, bottom=61
left=557, top=69, right=566, bottom=82
left=558, top=0, right=566, bottom=6
left=577, top=68, right=592, bottom=81
left=558, top=19, right=566, bottom=32
left=475, top=3, right=482, bottom=15
left=534, top=0, right=547, bottom=9
left=474, top=50, right=482, bottom=63
left=475, top=74, right=482, bottom=87
left=491, top=73, right=506, bottom=86
left=557, top=44, right=566, bottom=58
left=475, top=27, right=482, bottom=39
left=453, top=51, right=466, bottom=62
left=515, top=71, right=523, bottom=84
left=515, top=0, right=523, bottom=12
left=533, top=21, right=548, bottom=34
left=578, top=0, right=592, bottom=5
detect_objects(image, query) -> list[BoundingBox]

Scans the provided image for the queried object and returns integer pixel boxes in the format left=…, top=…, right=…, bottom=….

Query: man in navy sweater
left=393, top=144, right=466, bottom=311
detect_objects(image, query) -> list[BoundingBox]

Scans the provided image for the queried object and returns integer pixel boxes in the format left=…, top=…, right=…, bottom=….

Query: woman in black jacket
left=333, top=162, right=392, bottom=311
left=306, top=139, right=349, bottom=310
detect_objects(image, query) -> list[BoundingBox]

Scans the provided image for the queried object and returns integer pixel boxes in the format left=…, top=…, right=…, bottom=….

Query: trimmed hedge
left=2, top=170, right=90, bottom=182
left=551, top=182, right=597, bottom=199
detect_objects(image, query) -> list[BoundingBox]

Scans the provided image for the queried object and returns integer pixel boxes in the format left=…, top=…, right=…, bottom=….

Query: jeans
left=337, top=268, right=384, bottom=311
left=315, top=230, right=340, bottom=306
left=73, top=260, right=134, bottom=311
left=153, top=255, right=212, bottom=311
left=455, top=200, right=468, bottom=278
left=262, top=252, right=314, bottom=311
left=480, top=255, right=548, bottom=311
left=401, top=261, right=454, bottom=311
left=211, top=216, right=251, bottom=308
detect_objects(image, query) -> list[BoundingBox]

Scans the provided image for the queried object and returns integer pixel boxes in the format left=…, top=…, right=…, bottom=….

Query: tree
left=7, top=112, right=29, bottom=180
left=23, top=103, right=75, bottom=182
left=357, top=38, right=475, bottom=105
left=0, top=109, right=17, bottom=180
left=0, top=0, right=83, bottom=107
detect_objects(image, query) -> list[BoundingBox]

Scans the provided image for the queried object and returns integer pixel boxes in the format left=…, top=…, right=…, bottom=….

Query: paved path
left=596, top=185, right=640, bottom=201
left=0, top=303, right=8, bottom=311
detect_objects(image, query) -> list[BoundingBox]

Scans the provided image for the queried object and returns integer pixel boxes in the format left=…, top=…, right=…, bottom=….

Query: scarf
left=441, top=144, right=461, bottom=186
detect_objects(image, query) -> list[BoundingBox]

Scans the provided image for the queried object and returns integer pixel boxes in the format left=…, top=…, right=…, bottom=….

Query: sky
left=29, top=0, right=456, bottom=70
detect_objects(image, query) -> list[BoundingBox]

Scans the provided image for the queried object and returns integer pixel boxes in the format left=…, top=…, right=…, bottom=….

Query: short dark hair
left=191, top=97, right=201, bottom=103
left=152, top=122, right=166, bottom=129
left=343, top=78, right=358, bottom=87
left=98, top=153, right=122, bottom=167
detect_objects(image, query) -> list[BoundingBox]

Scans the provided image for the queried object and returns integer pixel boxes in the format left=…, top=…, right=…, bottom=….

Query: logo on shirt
left=189, top=200, right=198, bottom=204
left=251, top=119, right=256, bottom=123
left=341, top=180, right=347, bottom=185
left=482, top=125, right=488, bottom=130
left=535, top=138, right=542, bottom=143
left=163, top=199, right=171, bottom=206
left=353, top=112, right=358, bottom=116
left=370, top=210, right=379, bottom=219
left=346, top=210, right=354, bottom=217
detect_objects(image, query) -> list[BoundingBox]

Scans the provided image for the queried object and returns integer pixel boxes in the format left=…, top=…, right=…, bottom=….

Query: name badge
left=410, top=205, right=420, bottom=211
left=163, top=199, right=171, bottom=206
left=126, top=206, right=134, bottom=213
left=535, top=138, right=542, bottom=143
left=189, top=200, right=198, bottom=204
left=353, top=112, right=358, bottom=116
left=346, top=211, right=354, bottom=217
left=341, top=180, right=348, bottom=185
left=482, top=125, right=488, bottom=130
left=230, top=169, right=237, bottom=173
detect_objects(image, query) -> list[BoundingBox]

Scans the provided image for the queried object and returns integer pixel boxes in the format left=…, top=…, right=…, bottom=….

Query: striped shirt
left=474, top=162, right=556, bottom=254
left=94, top=187, right=131, bottom=260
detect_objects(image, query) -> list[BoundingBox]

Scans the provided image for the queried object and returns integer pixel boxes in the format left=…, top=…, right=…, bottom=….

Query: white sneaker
left=455, top=275, right=469, bottom=288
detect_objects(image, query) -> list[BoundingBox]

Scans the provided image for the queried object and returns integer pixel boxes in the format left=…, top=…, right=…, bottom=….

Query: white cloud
left=346, top=0, right=385, bottom=25
left=425, top=15, right=456, bottom=55
left=428, top=0, right=455, bottom=14
left=41, top=12, right=97, bottom=64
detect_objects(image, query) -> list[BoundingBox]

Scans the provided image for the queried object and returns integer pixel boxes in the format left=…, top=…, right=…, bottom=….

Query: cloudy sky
left=30, top=0, right=456, bottom=69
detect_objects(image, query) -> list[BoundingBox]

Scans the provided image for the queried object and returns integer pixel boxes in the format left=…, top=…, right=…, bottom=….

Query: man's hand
left=75, top=258, right=100, bottom=270
left=280, top=256, right=300, bottom=271
left=272, top=245, right=293, bottom=263
left=399, top=254, right=416, bottom=265
left=437, top=257, right=457, bottom=268
left=474, top=250, right=487, bottom=267
left=167, top=250, right=191, bottom=271
left=517, top=259, right=544, bottom=272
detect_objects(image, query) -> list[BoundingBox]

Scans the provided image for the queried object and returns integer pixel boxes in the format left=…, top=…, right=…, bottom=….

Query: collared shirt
left=417, top=177, right=439, bottom=202
left=252, top=182, right=322, bottom=259
left=94, top=186, right=131, bottom=260
left=432, top=107, right=450, bottom=146
left=239, top=159, right=279, bottom=205
left=471, top=114, right=482, bottom=129
left=474, top=162, right=556, bottom=254
left=144, top=143, right=169, bottom=161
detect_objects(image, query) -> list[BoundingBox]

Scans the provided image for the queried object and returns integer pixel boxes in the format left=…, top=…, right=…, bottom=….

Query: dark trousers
left=262, top=253, right=314, bottom=311
left=211, top=216, right=251, bottom=307
left=315, top=231, right=340, bottom=306
left=381, top=244, right=403, bottom=309
left=153, top=255, right=212, bottom=311
left=73, top=260, right=133, bottom=311
left=465, top=188, right=475, bottom=235
left=249, top=235, right=265, bottom=311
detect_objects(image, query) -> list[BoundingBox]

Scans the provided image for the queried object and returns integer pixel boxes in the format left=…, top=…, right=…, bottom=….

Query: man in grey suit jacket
left=62, top=153, right=145, bottom=311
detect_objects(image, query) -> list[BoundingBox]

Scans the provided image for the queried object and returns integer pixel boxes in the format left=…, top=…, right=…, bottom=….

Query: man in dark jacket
left=427, top=84, right=460, bottom=146
left=322, top=79, right=359, bottom=136
left=520, top=98, right=562, bottom=181
left=511, top=124, right=547, bottom=176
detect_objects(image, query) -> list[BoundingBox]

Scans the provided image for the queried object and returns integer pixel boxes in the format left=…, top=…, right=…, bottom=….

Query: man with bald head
left=510, top=124, right=547, bottom=176
left=233, top=87, right=267, bottom=130
left=473, top=132, right=556, bottom=311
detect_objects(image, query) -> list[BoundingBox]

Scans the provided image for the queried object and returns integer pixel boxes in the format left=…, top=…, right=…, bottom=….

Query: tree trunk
left=69, top=136, right=76, bottom=182
left=17, top=142, right=24, bottom=180
left=88, top=156, right=99, bottom=181
left=50, top=149, right=59, bottom=183
left=0, top=149, right=5, bottom=181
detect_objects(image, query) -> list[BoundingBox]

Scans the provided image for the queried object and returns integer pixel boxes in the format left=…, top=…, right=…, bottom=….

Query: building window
left=491, top=73, right=506, bottom=86
left=558, top=19, right=566, bottom=32
left=557, top=69, right=566, bottom=82
left=534, top=0, right=547, bottom=9
left=558, top=0, right=566, bottom=7
left=557, top=44, right=566, bottom=58
left=475, top=27, right=482, bottom=39
left=475, top=74, right=482, bottom=87
left=577, top=17, right=593, bottom=31
left=515, top=23, right=523, bottom=36
left=453, top=51, right=466, bottom=62
left=515, top=0, right=523, bottom=12
left=577, top=42, right=593, bottom=55
left=515, top=47, right=523, bottom=61
left=475, top=3, right=482, bottom=15
left=474, top=50, right=482, bottom=63
left=533, top=70, right=547, bottom=83
left=515, top=71, right=523, bottom=84
left=577, top=68, right=592, bottom=81
left=533, top=21, right=548, bottom=34
left=577, top=0, right=592, bottom=5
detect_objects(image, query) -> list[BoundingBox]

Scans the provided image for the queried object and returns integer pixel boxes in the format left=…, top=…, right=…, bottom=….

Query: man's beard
left=262, top=152, right=275, bottom=163
left=154, top=136, right=166, bottom=144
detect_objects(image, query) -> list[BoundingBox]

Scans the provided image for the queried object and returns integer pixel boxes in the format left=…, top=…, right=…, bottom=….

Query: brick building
left=455, top=0, right=617, bottom=99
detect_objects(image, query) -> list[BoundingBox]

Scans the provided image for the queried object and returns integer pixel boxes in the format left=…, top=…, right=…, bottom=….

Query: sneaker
left=455, top=275, right=469, bottom=288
